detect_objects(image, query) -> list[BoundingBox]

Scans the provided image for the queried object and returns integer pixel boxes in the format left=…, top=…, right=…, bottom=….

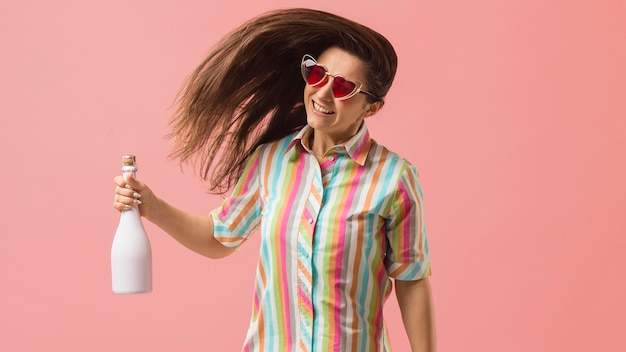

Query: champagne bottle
left=111, top=155, right=152, bottom=294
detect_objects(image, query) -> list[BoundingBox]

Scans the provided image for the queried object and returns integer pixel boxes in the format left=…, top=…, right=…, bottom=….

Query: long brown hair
left=168, top=8, right=398, bottom=194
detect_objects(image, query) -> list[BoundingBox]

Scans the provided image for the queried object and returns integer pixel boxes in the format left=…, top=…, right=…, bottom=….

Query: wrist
left=142, top=196, right=163, bottom=223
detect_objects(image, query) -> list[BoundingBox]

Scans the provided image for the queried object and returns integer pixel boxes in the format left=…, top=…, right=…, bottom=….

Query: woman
left=113, top=8, right=436, bottom=351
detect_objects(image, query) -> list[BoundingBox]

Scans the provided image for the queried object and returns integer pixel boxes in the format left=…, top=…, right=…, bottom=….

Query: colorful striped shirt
left=211, top=123, right=430, bottom=351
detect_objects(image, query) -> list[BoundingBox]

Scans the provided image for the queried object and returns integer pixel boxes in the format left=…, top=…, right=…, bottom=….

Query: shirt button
left=328, top=156, right=336, bottom=162
left=307, top=218, right=313, bottom=224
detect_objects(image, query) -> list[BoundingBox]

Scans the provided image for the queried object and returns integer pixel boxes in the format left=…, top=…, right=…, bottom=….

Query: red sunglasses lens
left=302, top=58, right=359, bottom=99
left=305, top=65, right=326, bottom=85
left=332, top=76, right=357, bottom=98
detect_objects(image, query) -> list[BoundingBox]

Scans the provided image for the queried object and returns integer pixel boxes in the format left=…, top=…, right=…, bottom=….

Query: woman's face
left=303, top=47, right=380, bottom=145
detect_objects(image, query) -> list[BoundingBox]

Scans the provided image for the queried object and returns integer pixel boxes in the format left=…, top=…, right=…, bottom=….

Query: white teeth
left=313, top=101, right=333, bottom=114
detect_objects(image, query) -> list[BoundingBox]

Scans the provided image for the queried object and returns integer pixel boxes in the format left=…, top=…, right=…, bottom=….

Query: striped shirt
left=211, top=123, right=430, bottom=351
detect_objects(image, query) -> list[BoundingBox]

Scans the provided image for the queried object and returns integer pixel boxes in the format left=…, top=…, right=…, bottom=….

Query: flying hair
left=168, top=8, right=398, bottom=194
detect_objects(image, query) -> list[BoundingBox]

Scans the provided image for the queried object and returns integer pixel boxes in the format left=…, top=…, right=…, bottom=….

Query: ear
left=363, top=101, right=384, bottom=118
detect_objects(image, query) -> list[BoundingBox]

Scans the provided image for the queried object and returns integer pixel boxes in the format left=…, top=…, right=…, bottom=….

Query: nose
left=315, top=76, right=335, bottom=101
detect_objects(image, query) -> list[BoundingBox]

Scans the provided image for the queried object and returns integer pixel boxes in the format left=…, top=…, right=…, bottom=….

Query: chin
left=307, top=113, right=334, bottom=128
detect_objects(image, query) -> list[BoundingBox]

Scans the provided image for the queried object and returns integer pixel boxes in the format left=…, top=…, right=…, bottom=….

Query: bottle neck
left=122, top=165, right=137, bottom=181
left=122, top=170, right=136, bottom=180
left=121, top=165, right=139, bottom=212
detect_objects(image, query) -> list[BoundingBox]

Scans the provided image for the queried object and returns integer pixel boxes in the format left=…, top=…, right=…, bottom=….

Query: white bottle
left=111, top=155, right=152, bottom=294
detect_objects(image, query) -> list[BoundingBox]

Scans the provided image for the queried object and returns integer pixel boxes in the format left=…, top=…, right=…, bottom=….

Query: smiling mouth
left=313, top=101, right=334, bottom=115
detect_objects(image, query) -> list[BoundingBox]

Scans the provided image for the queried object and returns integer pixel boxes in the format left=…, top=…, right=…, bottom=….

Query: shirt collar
left=285, top=122, right=373, bottom=166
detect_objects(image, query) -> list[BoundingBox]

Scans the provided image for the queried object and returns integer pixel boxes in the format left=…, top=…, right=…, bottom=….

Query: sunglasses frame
left=300, top=54, right=379, bottom=101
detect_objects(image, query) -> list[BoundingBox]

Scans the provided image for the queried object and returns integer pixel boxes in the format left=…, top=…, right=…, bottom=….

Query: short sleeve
left=210, top=148, right=263, bottom=249
left=384, top=164, right=431, bottom=280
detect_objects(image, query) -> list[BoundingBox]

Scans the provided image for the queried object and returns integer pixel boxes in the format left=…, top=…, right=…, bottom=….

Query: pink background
left=1, top=0, right=625, bottom=351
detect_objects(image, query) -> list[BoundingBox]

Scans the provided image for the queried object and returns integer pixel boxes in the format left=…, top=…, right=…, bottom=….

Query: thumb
left=124, top=173, right=143, bottom=191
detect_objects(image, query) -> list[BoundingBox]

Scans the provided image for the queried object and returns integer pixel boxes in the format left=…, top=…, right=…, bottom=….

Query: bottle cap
left=122, top=155, right=136, bottom=166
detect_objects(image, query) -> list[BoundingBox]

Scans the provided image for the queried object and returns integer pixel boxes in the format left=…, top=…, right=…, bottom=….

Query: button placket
left=296, top=181, right=321, bottom=350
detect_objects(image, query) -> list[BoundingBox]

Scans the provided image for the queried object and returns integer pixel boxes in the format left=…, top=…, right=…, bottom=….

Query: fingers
left=113, top=199, right=132, bottom=211
left=113, top=176, right=144, bottom=212
left=113, top=175, right=126, bottom=187
left=113, top=188, right=143, bottom=211
left=113, top=173, right=145, bottom=190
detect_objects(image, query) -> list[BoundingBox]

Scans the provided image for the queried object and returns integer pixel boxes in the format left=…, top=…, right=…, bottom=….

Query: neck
left=309, top=132, right=351, bottom=156
left=309, top=122, right=363, bottom=155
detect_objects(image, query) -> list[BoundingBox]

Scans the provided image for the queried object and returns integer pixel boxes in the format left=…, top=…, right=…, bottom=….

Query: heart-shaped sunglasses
left=300, top=54, right=379, bottom=101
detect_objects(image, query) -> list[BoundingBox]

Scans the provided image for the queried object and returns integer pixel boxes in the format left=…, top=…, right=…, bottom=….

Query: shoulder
left=368, top=139, right=419, bottom=176
left=253, top=132, right=299, bottom=160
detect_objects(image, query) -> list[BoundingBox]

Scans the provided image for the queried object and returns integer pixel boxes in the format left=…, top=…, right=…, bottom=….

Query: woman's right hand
left=113, top=173, right=232, bottom=259
left=113, top=175, right=158, bottom=219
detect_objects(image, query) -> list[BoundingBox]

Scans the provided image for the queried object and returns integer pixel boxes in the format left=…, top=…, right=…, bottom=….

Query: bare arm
left=395, top=277, right=437, bottom=352
left=113, top=175, right=234, bottom=259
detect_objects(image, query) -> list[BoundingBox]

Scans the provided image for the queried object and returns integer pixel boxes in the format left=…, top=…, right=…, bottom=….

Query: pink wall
left=1, top=0, right=624, bottom=351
